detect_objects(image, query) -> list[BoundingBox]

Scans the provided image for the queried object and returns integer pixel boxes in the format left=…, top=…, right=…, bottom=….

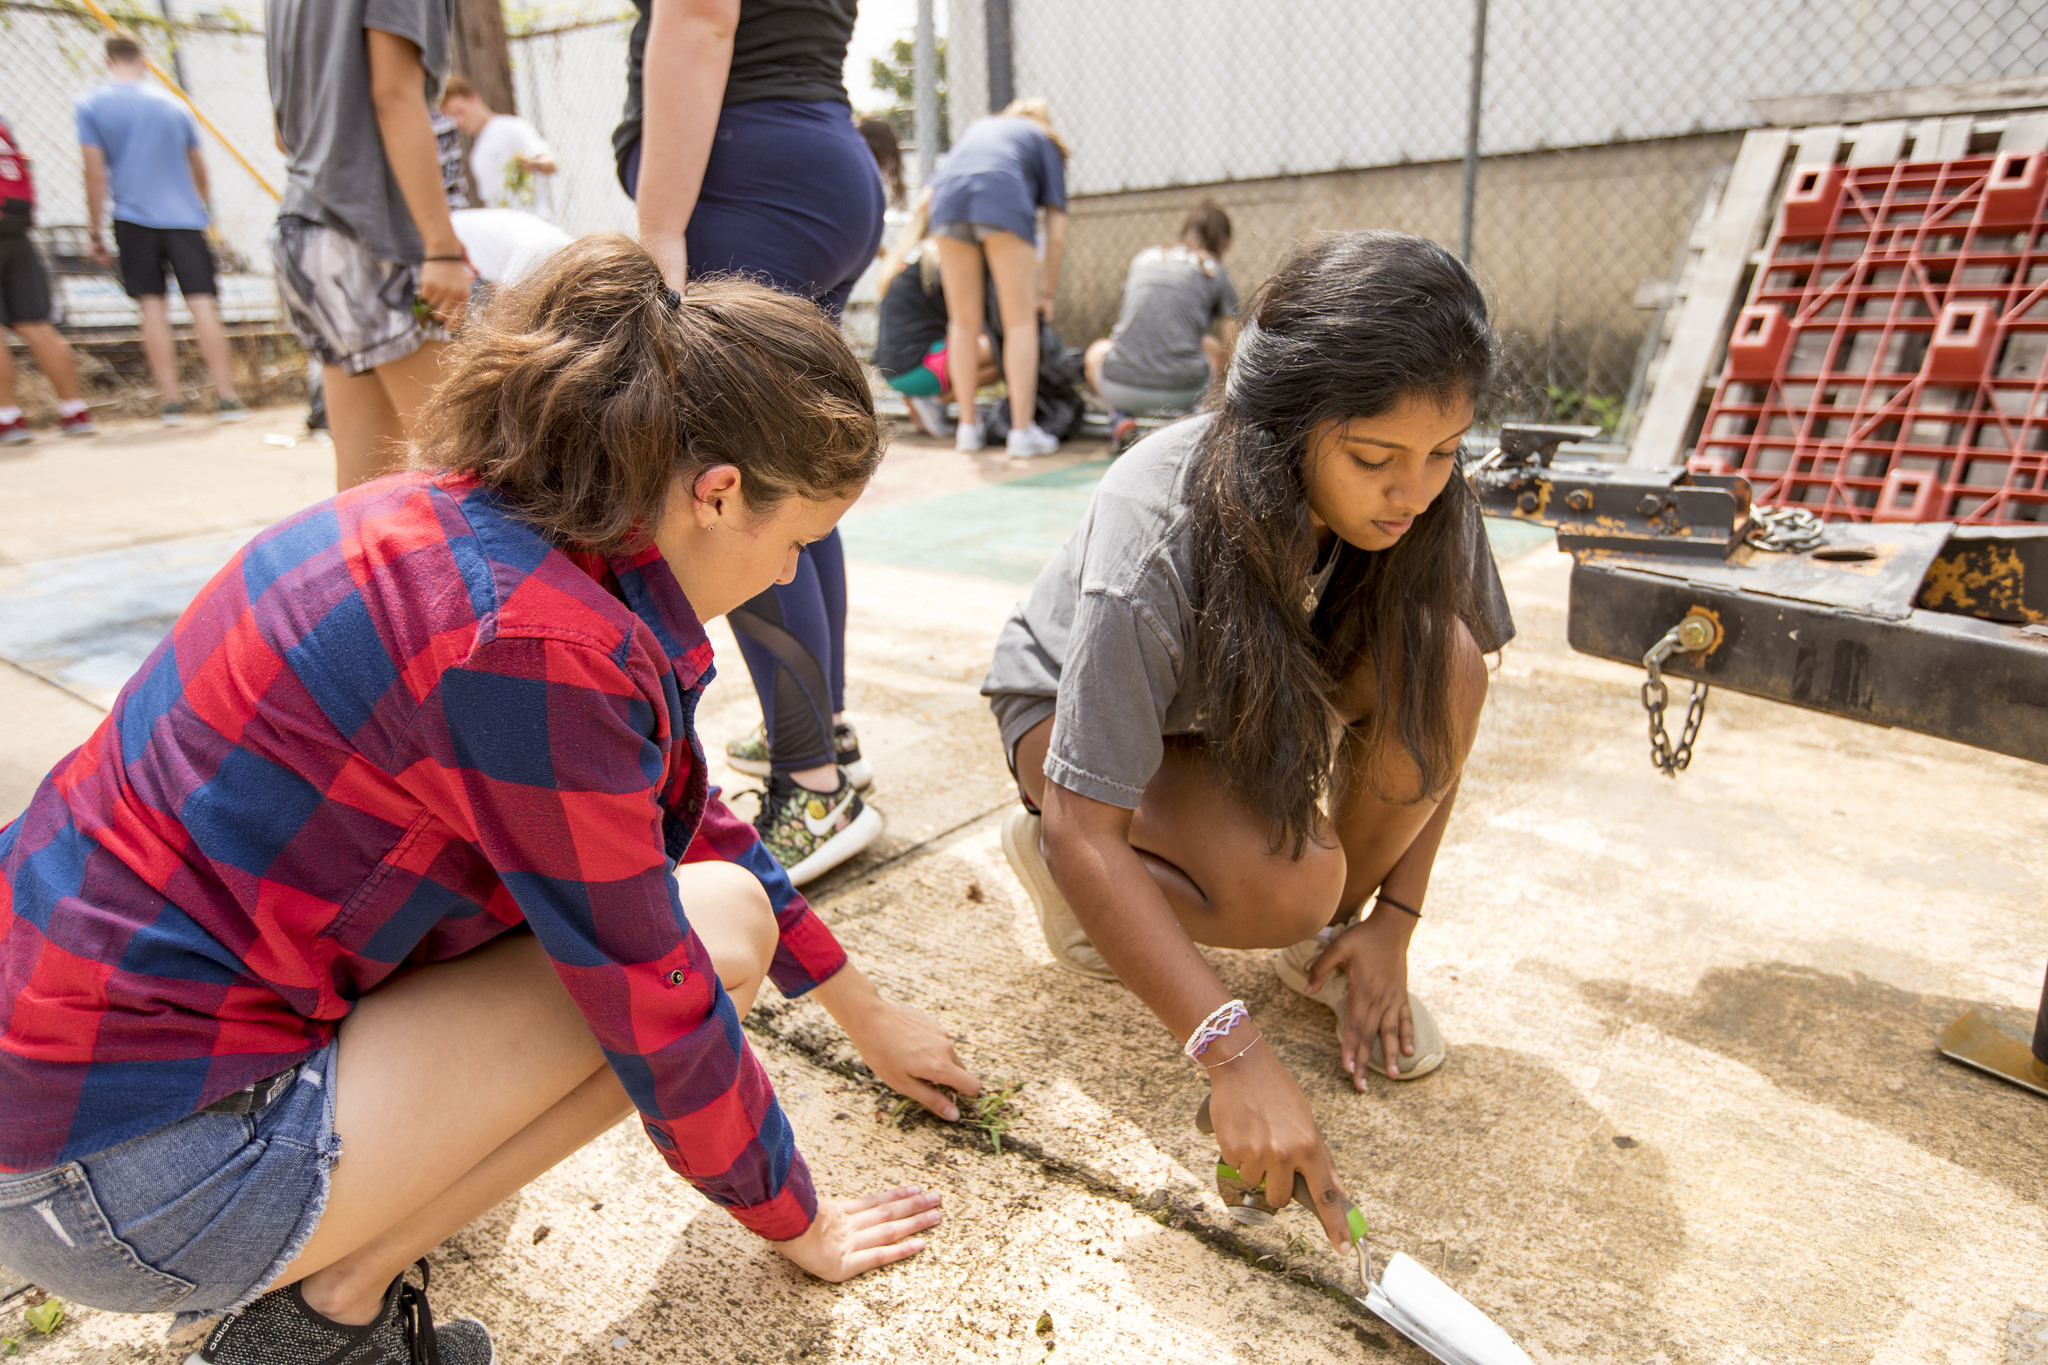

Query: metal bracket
left=1471, top=424, right=1754, bottom=560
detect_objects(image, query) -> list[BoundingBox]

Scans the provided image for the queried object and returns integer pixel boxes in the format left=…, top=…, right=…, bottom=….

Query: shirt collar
left=564, top=541, right=717, bottom=691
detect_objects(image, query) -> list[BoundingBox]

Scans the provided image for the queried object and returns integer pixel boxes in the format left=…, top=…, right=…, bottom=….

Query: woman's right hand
left=1207, top=1034, right=1352, bottom=1250
left=771, top=1186, right=944, bottom=1281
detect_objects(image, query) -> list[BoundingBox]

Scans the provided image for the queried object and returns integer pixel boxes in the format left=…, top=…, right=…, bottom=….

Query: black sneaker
left=832, top=721, right=874, bottom=790
left=193, top=1259, right=492, bottom=1365
left=753, top=770, right=883, bottom=886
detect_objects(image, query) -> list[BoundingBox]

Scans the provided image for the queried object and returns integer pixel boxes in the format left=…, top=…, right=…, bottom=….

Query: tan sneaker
left=1272, top=929, right=1446, bottom=1079
left=1001, top=807, right=1116, bottom=980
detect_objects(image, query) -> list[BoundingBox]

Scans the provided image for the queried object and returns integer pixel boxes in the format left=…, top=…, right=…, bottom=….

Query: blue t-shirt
left=74, top=80, right=207, bottom=230
left=927, top=116, right=1066, bottom=245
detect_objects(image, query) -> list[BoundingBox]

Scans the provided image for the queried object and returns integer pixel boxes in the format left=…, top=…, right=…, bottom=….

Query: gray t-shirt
left=981, top=415, right=1515, bottom=809
left=1101, top=245, right=1239, bottom=392
left=268, top=0, right=451, bottom=264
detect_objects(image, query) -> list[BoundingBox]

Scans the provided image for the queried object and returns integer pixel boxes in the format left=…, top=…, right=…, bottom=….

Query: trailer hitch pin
left=1642, top=613, right=1716, bottom=776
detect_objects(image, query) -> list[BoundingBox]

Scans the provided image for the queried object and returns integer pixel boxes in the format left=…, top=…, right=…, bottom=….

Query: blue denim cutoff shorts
left=0, top=1041, right=340, bottom=1318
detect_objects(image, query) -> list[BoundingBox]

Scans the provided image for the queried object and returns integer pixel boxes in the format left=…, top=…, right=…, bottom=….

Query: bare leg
left=934, top=236, right=987, bottom=434
left=1084, top=338, right=1113, bottom=397
left=0, top=328, right=16, bottom=408
left=137, top=295, right=182, bottom=401
left=186, top=294, right=241, bottom=401
left=1011, top=623, right=1489, bottom=949
left=323, top=364, right=407, bottom=490
left=371, top=339, right=448, bottom=439
left=278, top=860, right=776, bottom=1324
left=981, top=231, right=1042, bottom=432
left=975, top=334, right=1001, bottom=386
left=12, top=323, right=82, bottom=403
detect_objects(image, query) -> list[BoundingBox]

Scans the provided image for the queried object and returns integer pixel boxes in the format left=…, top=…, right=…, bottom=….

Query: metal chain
left=1746, top=504, right=1826, bottom=554
left=1641, top=623, right=1711, bottom=776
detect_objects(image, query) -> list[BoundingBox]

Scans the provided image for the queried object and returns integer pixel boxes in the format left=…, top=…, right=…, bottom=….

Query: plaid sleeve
left=682, top=795, right=848, bottom=998
left=410, top=634, right=817, bottom=1240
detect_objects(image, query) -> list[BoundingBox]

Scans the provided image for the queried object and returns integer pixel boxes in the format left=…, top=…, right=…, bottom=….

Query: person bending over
left=873, top=239, right=999, bottom=439
left=0, top=238, right=979, bottom=1363
left=983, top=231, right=1511, bottom=1251
left=924, top=97, right=1070, bottom=458
left=1084, top=200, right=1238, bottom=452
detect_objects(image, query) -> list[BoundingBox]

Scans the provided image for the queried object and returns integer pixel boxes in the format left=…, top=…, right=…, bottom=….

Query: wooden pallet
left=1625, top=77, right=2048, bottom=469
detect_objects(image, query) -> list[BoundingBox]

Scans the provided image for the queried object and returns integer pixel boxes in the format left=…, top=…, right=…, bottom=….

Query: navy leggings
left=626, top=98, right=882, bottom=772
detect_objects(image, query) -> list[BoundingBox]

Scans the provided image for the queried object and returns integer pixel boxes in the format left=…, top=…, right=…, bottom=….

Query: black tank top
left=614, top=0, right=856, bottom=186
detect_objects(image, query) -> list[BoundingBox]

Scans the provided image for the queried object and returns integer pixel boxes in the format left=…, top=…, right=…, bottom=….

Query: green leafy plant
left=960, top=1078, right=1024, bottom=1154
left=1544, top=384, right=1626, bottom=436
left=23, top=1300, right=63, bottom=1336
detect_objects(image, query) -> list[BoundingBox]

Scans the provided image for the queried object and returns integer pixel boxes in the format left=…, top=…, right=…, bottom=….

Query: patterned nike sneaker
left=725, top=722, right=873, bottom=790
left=192, top=1258, right=492, bottom=1364
left=753, top=770, right=883, bottom=885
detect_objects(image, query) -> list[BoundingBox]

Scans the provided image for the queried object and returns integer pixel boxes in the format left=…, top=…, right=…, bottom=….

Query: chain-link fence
left=9, top=1, right=2042, bottom=437
left=943, top=0, right=2048, bottom=433
left=0, top=1, right=302, bottom=423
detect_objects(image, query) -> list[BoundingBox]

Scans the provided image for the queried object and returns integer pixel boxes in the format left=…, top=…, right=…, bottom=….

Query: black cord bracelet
left=423, top=254, right=467, bottom=262
left=1375, top=892, right=1421, bottom=919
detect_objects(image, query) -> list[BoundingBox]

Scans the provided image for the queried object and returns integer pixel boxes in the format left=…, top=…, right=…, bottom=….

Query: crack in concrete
left=742, top=1005, right=1380, bottom=1325
left=804, top=797, right=1015, bottom=908
left=0, top=655, right=108, bottom=714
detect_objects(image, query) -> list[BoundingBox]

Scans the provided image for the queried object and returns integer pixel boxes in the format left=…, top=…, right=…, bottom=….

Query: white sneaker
left=1272, top=930, right=1446, bottom=1079
left=1005, top=423, right=1060, bottom=458
left=905, top=393, right=954, bottom=438
left=1001, top=807, right=1115, bottom=980
left=955, top=420, right=986, bottom=453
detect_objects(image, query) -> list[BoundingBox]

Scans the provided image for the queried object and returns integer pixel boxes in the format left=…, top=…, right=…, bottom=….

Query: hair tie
left=663, top=286, right=682, bottom=310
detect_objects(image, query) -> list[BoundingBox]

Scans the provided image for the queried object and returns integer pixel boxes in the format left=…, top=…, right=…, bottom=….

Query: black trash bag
left=980, top=318, right=1088, bottom=442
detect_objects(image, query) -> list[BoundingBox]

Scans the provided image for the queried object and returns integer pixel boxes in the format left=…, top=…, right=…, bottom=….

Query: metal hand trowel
left=1194, top=1097, right=1535, bottom=1365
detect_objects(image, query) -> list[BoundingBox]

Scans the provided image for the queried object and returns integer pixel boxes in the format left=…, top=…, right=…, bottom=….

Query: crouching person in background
left=0, top=236, right=979, bottom=1363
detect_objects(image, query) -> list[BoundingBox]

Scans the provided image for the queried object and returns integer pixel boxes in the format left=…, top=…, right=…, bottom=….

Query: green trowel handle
left=1195, top=1096, right=1369, bottom=1244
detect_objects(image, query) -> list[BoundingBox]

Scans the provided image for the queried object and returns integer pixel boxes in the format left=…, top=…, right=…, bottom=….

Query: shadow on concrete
left=1580, top=962, right=2048, bottom=1210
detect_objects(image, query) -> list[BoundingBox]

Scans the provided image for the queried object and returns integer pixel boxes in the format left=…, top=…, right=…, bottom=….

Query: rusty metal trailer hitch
left=1474, top=424, right=2048, bottom=1099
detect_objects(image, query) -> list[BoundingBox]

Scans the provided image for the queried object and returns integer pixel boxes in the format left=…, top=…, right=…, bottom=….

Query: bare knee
left=674, top=861, right=776, bottom=1006
left=1193, top=825, right=1346, bottom=947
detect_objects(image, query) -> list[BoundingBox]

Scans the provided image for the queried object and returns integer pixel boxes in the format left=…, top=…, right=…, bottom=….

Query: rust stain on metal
left=1917, top=543, right=2042, bottom=623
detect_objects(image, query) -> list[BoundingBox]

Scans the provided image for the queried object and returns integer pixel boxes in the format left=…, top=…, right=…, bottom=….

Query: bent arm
left=636, top=0, right=739, bottom=286
left=1040, top=781, right=1228, bottom=1037
left=366, top=27, right=460, bottom=259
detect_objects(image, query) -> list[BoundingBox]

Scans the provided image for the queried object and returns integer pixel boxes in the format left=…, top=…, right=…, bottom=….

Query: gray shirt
left=1101, top=245, right=1239, bottom=392
left=981, top=415, right=1515, bottom=809
left=268, top=0, right=451, bottom=264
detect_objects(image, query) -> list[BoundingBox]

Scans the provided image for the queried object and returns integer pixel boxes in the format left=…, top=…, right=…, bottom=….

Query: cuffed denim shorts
left=0, top=1041, right=340, bottom=1318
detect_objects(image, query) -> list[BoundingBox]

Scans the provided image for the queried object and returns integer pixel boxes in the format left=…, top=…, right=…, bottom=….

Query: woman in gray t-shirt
left=1084, top=200, right=1239, bottom=448
left=983, top=231, right=1510, bottom=1255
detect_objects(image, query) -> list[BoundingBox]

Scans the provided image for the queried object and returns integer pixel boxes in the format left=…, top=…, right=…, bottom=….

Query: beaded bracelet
left=1183, top=999, right=1249, bottom=1061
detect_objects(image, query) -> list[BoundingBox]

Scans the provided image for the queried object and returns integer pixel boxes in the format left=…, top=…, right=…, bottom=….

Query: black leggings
left=727, top=530, right=848, bottom=774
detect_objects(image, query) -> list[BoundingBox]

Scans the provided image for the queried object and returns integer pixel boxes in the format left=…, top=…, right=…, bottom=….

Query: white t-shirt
left=469, top=114, right=556, bottom=222
left=450, top=208, right=571, bottom=284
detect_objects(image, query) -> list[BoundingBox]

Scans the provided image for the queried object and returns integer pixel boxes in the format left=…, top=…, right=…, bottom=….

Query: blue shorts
left=623, top=97, right=885, bottom=321
left=0, top=1042, right=339, bottom=1319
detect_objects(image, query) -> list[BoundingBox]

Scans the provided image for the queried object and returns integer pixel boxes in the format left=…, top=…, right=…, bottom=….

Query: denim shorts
left=935, top=220, right=1005, bottom=245
left=0, top=1041, right=340, bottom=1318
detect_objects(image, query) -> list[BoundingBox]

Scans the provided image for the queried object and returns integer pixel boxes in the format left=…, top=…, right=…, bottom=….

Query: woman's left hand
left=816, top=965, right=983, bottom=1119
left=1304, top=915, right=1415, bottom=1088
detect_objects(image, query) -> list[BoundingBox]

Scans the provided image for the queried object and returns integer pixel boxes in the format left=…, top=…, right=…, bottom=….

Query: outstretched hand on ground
left=772, top=1186, right=944, bottom=1281
left=1305, top=914, right=1415, bottom=1087
left=813, top=962, right=984, bottom=1120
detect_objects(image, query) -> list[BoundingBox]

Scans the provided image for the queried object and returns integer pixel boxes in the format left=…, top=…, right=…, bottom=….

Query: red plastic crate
left=1691, top=155, right=2048, bottom=524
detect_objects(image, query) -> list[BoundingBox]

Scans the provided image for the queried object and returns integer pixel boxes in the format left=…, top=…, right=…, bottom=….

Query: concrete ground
left=3, top=409, right=2045, bottom=1365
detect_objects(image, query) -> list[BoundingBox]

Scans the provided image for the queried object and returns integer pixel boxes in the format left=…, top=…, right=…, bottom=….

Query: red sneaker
left=0, top=414, right=28, bottom=446
left=59, top=408, right=98, bottom=438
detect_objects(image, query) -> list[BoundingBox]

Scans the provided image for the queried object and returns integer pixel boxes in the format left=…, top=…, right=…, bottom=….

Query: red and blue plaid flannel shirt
left=0, top=472, right=848, bottom=1239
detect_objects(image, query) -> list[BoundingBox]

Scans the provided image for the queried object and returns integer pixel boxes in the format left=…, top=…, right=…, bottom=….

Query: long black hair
left=1186, top=231, right=1495, bottom=855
